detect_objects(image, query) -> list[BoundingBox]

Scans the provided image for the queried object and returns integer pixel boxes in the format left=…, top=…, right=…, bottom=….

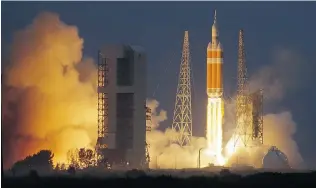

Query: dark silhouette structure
left=3, top=171, right=316, bottom=187
left=11, top=150, right=54, bottom=175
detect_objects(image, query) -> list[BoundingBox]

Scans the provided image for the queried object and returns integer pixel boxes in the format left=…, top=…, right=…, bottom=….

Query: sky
left=2, top=1, right=316, bottom=168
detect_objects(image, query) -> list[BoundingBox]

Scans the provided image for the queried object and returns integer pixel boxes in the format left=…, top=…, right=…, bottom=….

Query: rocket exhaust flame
left=206, top=97, right=224, bottom=165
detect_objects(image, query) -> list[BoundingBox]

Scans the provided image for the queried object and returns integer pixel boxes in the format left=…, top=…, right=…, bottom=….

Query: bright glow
left=2, top=12, right=98, bottom=168
left=224, top=113, right=253, bottom=161
left=206, top=97, right=224, bottom=166
left=225, top=135, right=238, bottom=158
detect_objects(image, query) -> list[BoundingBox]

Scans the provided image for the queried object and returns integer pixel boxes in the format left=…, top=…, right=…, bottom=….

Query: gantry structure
left=96, top=51, right=109, bottom=150
left=145, top=105, right=152, bottom=165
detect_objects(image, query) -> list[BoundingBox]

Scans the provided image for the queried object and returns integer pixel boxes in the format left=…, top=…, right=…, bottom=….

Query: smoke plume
left=251, top=48, right=305, bottom=169
left=146, top=99, right=210, bottom=169
left=146, top=99, right=167, bottom=129
left=223, top=48, right=305, bottom=169
left=2, top=12, right=98, bottom=169
left=249, top=47, right=308, bottom=103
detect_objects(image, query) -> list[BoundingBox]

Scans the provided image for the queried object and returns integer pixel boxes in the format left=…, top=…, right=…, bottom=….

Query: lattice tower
left=96, top=51, right=109, bottom=149
left=251, top=89, right=264, bottom=145
left=145, top=105, right=152, bottom=165
left=171, top=31, right=193, bottom=146
left=235, top=29, right=252, bottom=147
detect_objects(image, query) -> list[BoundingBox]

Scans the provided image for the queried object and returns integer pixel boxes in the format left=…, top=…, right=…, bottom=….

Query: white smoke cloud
left=146, top=99, right=210, bottom=169
left=223, top=48, right=306, bottom=169
left=146, top=99, right=167, bottom=129
left=249, top=48, right=305, bottom=169
left=249, top=47, right=307, bottom=102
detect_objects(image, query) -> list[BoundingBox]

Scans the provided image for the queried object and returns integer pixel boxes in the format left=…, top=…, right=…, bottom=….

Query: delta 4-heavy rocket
left=207, top=10, right=223, bottom=98
left=205, top=10, right=225, bottom=166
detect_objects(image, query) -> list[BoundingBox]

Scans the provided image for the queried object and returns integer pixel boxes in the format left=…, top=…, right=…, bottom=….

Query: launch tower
left=171, top=31, right=193, bottom=146
left=97, top=51, right=109, bottom=149
left=235, top=30, right=263, bottom=148
left=96, top=45, right=147, bottom=168
left=250, top=89, right=264, bottom=145
left=145, top=105, right=152, bottom=166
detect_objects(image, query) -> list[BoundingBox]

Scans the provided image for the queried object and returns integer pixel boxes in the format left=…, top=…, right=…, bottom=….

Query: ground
left=3, top=168, right=316, bottom=187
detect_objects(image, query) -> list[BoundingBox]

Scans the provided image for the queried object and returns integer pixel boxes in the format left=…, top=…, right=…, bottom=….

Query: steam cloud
left=146, top=99, right=209, bottom=169
left=2, top=12, right=98, bottom=169
left=247, top=48, right=305, bottom=169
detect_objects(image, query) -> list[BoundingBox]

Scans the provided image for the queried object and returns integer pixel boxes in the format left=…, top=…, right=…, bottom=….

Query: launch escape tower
left=171, top=31, right=193, bottom=146
left=235, top=30, right=263, bottom=148
left=96, top=45, right=147, bottom=168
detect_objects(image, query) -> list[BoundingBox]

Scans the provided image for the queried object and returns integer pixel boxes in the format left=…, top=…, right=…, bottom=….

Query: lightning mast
left=172, top=31, right=193, bottom=146
left=235, top=29, right=252, bottom=147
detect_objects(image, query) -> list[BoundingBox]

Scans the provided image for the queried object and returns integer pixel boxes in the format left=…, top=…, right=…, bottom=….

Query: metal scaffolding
left=145, top=105, right=152, bottom=165
left=96, top=51, right=109, bottom=149
left=250, top=89, right=264, bottom=144
left=235, top=29, right=264, bottom=148
left=171, top=31, right=193, bottom=146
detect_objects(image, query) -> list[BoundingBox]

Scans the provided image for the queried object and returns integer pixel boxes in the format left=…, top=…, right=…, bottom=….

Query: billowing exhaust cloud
left=249, top=48, right=305, bottom=168
left=146, top=99, right=167, bottom=129
left=223, top=48, right=306, bottom=169
left=146, top=99, right=210, bottom=169
left=2, top=12, right=98, bottom=169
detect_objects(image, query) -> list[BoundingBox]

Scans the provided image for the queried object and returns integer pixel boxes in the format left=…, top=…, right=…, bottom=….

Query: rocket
left=207, top=10, right=223, bottom=98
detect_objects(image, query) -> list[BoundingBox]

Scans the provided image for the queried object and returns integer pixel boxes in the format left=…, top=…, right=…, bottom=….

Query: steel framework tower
left=250, top=89, right=264, bottom=145
left=145, top=105, right=152, bottom=165
left=96, top=51, right=109, bottom=149
left=235, top=29, right=252, bottom=147
left=171, top=31, right=193, bottom=146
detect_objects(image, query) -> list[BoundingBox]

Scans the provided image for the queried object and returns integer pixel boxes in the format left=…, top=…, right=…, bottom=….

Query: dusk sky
left=2, top=2, right=316, bottom=168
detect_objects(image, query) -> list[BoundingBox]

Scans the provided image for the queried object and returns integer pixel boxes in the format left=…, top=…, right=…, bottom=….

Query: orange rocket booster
left=207, top=10, right=223, bottom=98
